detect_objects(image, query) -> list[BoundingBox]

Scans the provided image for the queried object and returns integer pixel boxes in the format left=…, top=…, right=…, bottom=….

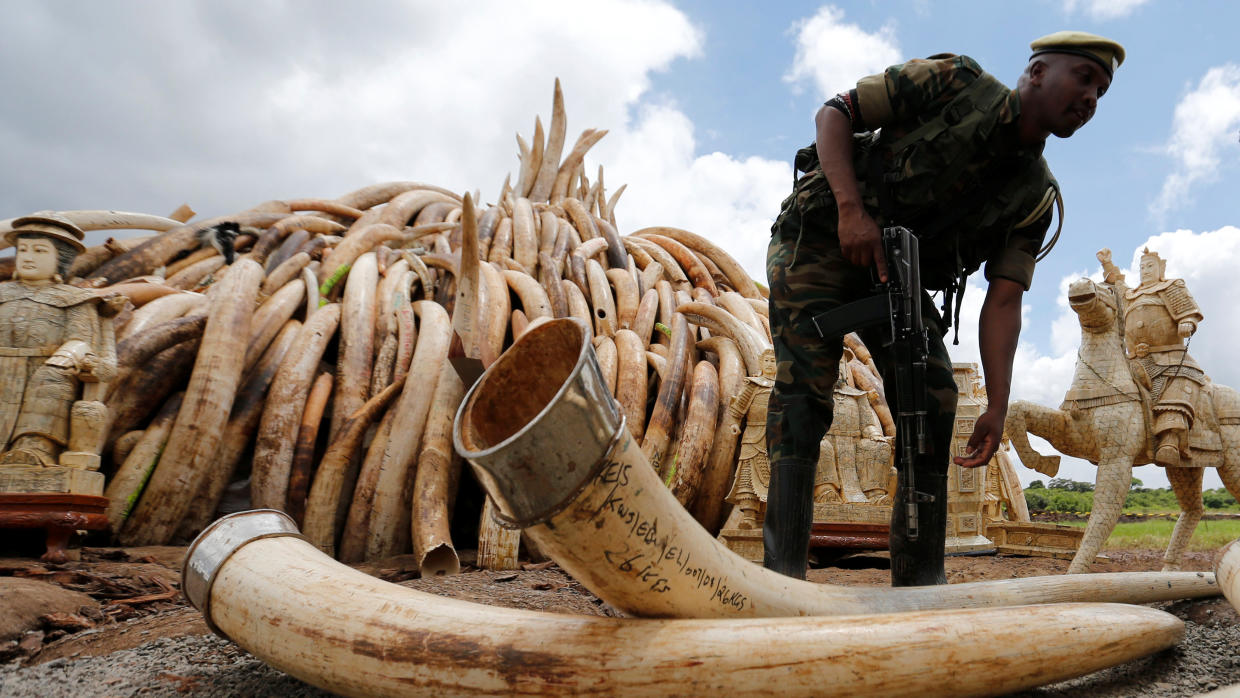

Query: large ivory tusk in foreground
left=454, top=317, right=1219, bottom=618
left=185, top=509, right=1183, bottom=697
left=1217, top=539, right=1240, bottom=612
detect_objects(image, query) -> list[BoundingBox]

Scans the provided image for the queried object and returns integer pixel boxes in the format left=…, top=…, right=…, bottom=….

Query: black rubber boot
left=763, top=457, right=818, bottom=580
left=889, top=470, right=948, bottom=587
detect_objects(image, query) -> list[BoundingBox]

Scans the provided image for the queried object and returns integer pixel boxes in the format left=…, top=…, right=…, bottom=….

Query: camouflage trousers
left=763, top=205, right=959, bottom=584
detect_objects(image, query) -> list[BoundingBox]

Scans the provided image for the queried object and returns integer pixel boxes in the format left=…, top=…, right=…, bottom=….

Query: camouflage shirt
left=792, top=54, right=1056, bottom=291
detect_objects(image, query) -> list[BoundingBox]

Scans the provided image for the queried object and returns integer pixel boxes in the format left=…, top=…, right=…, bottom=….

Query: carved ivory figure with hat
left=1117, top=247, right=1205, bottom=467
left=0, top=211, right=119, bottom=470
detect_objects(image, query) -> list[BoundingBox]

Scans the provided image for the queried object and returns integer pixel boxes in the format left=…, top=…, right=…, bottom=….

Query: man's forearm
left=814, top=106, right=863, bottom=214
left=978, top=279, right=1024, bottom=411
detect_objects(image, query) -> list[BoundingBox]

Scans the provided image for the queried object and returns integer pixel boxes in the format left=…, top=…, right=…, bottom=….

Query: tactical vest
left=868, top=70, right=1058, bottom=243
left=791, top=69, right=1063, bottom=335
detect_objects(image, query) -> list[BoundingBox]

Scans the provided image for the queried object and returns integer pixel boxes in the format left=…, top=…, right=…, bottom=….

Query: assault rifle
left=811, top=226, right=933, bottom=541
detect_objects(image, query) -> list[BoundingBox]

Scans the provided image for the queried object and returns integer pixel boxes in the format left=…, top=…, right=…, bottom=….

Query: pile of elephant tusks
left=0, top=79, right=817, bottom=569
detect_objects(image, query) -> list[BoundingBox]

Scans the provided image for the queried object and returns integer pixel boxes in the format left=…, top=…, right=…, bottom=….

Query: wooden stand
left=720, top=521, right=889, bottom=565
left=987, top=520, right=1085, bottom=560
left=0, top=492, right=108, bottom=563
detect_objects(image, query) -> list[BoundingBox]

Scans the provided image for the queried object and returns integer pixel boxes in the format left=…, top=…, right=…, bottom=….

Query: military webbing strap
left=885, top=72, right=1012, bottom=153
left=864, top=73, right=1015, bottom=344
left=866, top=72, right=1013, bottom=229
left=1015, top=184, right=1064, bottom=262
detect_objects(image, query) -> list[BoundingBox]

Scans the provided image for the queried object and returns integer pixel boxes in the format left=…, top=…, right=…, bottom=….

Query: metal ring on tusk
left=487, top=415, right=627, bottom=531
left=182, top=509, right=308, bottom=638
left=454, top=317, right=623, bottom=526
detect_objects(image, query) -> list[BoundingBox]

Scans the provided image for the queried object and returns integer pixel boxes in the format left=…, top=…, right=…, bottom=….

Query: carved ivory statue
left=0, top=212, right=118, bottom=472
left=1110, top=248, right=1205, bottom=468
left=814, top=351, right=895, bottom=506
left=1006, top=247, right=1240, bottom=573
left=726, top=351, right=776, bottom=529
left=726, top=347, right=895, bottom=529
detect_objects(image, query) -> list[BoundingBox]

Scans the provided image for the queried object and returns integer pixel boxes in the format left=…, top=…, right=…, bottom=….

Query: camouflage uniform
left=765, top=54, right=1057, bottom=584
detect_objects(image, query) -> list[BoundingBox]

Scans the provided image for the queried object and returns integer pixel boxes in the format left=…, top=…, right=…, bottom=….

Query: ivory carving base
left=0, top=465, right=103, bottom=495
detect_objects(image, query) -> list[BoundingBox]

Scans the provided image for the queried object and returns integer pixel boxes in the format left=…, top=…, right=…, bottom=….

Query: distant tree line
left=1023, top=477, right=1239, bottom=513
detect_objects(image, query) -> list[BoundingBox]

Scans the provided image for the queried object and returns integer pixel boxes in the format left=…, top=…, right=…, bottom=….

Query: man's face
left=14, top=236, right=59, bottom=282
left=1033, top=55, right=1111, bottom=138
left=1139, top=255, right=1161, bottom=285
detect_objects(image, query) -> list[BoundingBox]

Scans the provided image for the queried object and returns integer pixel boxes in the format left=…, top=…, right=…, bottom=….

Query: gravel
left=1, top=634, right=330, bottom=698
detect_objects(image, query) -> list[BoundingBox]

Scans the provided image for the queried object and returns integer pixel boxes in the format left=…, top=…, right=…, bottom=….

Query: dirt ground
left=1, top=543, right=1237, bottom=697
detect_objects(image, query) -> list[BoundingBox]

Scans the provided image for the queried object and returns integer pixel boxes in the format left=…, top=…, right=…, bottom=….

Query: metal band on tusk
left=182, top=509, right=307, bottom=638
left=488, top=415, right=628, bottom=531
left=455, top=317, right=623, bottom=526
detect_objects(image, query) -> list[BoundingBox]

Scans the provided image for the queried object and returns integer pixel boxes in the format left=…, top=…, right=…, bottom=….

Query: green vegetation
left=1023, top=478, right=1240, bottom=514
left=1059, top=518, right=1240, bottom=551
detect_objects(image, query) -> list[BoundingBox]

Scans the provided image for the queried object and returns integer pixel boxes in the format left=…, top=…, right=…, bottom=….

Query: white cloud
left=783, top=5, right=901, bottom=97
left=0, top=1, right=708, bottom=224
left=1062, top=0, right=1151, bottom=20
left=0, top=1, right=796, bottom=290
left=257, top=1, right=706, bottom=206
left=969, top=227, right=1240, bottom=489
left=0, top=1, right=800, bottom=275
left=595, top=104, right=790, bottom=284
left=1150, top=64, right=1240, bottom=221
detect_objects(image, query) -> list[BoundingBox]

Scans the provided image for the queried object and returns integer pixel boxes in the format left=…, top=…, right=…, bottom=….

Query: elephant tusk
left=88, top=212, right=288, bottom=284
left=185, top=509, right=1184, bottom=697
left=612, top=329, right=649, bottom=443
left=632, top=226, right=761, bottom=299
left=176, top=321, right=302, bottom=540
left=260, top=252, right=311, bottom=299
left=636, top=233, right=719, bottom=297
left=364, top=301, right=451, bottom=560
left=511, top=197, right=538, bottom=273
left=592, top=334, right=618, bottom=396
left=411, top=363, right=466, bottom=577
left=0, top=210, right=184, bottom=250
left=115, top=291, right=207, bottom=343
left=1216, top=539, right=1240, bottom=613
left=692, top=343, right=747, bottom=534
left=585, top=259, right=617, bottom=337
left=119, top=260, right=265, bottom=546
left=528, top=78, right=566, bottom=202
left=629, top=287, right=659, bottom=347
left=455, top=317, right=1220, bottom=619
left=331, top=252, right=379, bottom=446
left=104, top=392, right=184, bottom=534
left=501, top=268, right=553, bottom=321
left=605, top=267, right=640, bottom=330
left=250, top=303, right=341, bottom=512
left=665, top=360, right=720, bottom=507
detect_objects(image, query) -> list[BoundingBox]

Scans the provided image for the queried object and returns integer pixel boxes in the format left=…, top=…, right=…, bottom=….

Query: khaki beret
left=1030, top=31, right=1125, bottom=78
left=5, top=210, right=87, bottom=252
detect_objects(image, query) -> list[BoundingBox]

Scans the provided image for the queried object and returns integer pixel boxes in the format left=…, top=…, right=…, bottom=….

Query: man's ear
left=1027, top=59, right=1048, bottom=86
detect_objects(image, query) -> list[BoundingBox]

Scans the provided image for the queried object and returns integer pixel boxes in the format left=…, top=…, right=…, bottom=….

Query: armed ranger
left=811, top=227, right=933, bottom=540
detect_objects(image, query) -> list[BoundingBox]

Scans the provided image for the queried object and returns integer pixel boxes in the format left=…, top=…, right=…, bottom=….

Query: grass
left=1059, top=517, right=1240, bottom=551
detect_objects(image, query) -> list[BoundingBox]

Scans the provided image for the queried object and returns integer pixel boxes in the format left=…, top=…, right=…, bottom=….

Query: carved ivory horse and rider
left=1006, top=248, right=1240, bottom=574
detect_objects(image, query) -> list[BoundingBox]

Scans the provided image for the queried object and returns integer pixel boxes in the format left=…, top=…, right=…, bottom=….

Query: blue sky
left=0, top=1, right=1236, bottom=488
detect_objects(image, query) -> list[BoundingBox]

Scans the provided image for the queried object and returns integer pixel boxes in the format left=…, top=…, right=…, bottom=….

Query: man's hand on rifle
left=838, top=204, right=889, bottom=282
left=954, top=406, right=1005, bottom=468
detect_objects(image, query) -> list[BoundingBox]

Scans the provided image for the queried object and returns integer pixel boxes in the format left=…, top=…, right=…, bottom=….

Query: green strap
left=887, top=72, right=1009, bottom=154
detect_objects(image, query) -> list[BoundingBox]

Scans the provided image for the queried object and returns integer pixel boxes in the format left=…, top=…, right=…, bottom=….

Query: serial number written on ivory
left=586, top=459, right=749, bottom=612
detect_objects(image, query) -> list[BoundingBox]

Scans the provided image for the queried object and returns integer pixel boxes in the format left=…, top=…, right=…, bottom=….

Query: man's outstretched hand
left=954, top=407, right=1006, bottom=468
left=838, top=207, right=888, bottom=282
